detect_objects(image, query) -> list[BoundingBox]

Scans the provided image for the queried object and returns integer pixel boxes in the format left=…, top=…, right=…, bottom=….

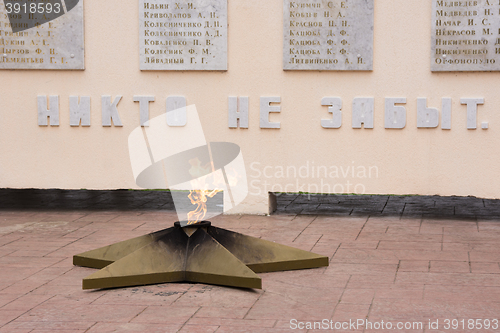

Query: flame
left=187, top=189, right=221, bottom=225
left=186, top=158, right=222, bottom=225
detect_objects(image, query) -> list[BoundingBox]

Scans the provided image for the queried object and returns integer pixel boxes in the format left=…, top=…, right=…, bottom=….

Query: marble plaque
left=140, top=0, right=227, bottom=71
left=432, top=0, right=500, bottom=71
left=0, top=0, right=84, bottom=70
left=283, top=0, right=373, bottom=71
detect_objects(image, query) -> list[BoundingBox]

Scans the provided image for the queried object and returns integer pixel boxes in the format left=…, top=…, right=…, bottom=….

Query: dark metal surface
left=175, top=221, right=211, bottom=228
left=74, top=222, right=329, bottom=290
left=82, top=228, right=188, bottom=290
left=208, top=226, right=329, bottom=273
left=73, top=228, right=174, bottom=269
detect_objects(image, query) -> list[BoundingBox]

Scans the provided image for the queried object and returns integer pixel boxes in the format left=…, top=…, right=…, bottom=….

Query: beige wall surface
left=0, top=0, right=499, bottom=214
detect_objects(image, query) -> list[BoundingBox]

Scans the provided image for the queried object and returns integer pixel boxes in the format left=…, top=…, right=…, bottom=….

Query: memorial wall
left=0, top=0, right=499, bottom=215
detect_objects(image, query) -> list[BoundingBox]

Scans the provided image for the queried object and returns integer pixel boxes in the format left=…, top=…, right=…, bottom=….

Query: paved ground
left=0, top=205, right=499, bottom=332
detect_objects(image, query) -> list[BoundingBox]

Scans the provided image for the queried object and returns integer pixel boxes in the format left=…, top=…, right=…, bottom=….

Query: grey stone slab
left=275, top=193, right=500, bottom=219
left=139, top=0, right=227, bottom=71
left=349, top=207, right=381, bottom=214
left=475, top=214, right=500, bottom=220
left=403, top=198, right=436, bottom=205
left=305, top=205, right=353, bottom=215
left=284, top=203, right=317, bottom=210
left=483, top=199, right=500, bottom=208
left=380, top=209, right=405, bottom=216
left=431, top=0, right=500, bottom=71
left=0, top=0, right=84, bottom=70
left=283, top=0, right=373, bottom=71
left=291, top=196, right=324, bottom=203
left=455, top=207, right=485, bottom=215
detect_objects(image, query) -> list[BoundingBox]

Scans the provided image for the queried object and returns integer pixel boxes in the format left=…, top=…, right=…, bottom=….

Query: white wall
left=0, top=0, right=498, bottom=215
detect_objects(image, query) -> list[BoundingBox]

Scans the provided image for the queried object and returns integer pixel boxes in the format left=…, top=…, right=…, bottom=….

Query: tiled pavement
left=0, top=191, right=499, bottom=332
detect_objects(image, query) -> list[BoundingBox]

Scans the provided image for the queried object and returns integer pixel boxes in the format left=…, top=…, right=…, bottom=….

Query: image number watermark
left=3, top=0, right=80, bottom=33
left=290, top=319, right=424, bottom=330
left=289, top=318, right=499, bottom=330
left=5, top=2, right=62, bottom=15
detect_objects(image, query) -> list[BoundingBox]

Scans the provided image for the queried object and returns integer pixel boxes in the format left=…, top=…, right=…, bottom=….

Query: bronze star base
left=73, top=222, right=329, bottom=290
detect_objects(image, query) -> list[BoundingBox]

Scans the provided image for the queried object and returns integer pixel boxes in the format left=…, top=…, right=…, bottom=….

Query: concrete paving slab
left=0, top=190, right=498, bottom=331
